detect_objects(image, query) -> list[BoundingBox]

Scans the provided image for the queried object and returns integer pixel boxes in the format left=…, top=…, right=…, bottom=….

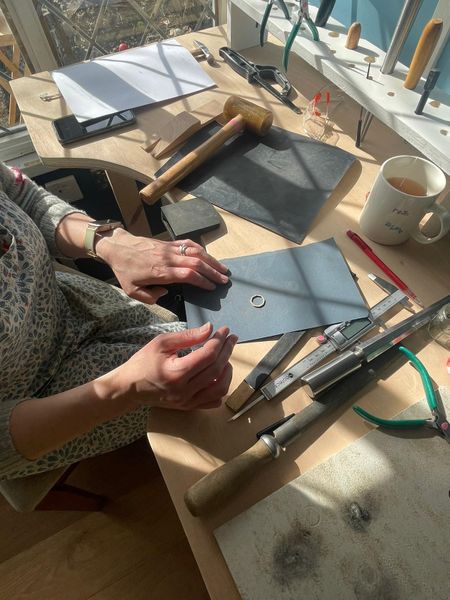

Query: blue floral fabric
left=0, top=163, right=184, bottom=479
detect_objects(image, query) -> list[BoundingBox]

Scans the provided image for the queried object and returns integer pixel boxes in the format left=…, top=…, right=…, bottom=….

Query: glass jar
left=428, top=303, right=450, bottom=350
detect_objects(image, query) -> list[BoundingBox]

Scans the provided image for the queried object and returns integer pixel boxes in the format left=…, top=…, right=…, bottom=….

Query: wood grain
left=151, top=111, right=201, bottom=158
left=0, top=440, right=207, bottom=599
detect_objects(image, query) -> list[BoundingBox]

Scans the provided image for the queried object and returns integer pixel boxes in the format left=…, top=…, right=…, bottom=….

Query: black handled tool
left=219, top=47, right=301, bottom=114
left=315, top=0, right=336, bottom=27
left=415, top=68, right=440, bottom=115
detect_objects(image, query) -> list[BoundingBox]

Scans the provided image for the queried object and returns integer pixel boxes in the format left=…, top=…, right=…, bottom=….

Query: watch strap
left=84, top=220, right=123, bottom=258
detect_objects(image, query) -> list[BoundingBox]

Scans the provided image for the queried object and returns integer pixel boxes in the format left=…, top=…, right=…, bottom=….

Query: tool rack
left=228, top=0, right=450, bottom=175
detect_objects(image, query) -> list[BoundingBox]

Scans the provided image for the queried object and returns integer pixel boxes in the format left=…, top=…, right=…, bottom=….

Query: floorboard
left=0, top=439, right=208, bottom=599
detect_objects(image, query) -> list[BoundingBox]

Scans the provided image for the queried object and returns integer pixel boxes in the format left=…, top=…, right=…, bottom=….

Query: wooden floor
left=0, top=439, right=210, bottom=599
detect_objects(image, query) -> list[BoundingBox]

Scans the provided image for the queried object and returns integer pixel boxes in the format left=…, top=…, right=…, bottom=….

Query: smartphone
left=53, top=109, right=136, bottom=145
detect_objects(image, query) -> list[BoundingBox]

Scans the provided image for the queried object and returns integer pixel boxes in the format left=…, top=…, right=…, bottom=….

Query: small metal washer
left=250, top=294, right=266, bottom=308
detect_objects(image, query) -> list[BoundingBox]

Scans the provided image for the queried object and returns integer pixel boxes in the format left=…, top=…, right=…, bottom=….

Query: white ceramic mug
left=359, top=155, right=449, bottom=245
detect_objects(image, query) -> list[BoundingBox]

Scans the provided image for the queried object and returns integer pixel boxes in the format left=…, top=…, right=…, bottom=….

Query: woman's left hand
left=96, top=228, right=229, bottom=304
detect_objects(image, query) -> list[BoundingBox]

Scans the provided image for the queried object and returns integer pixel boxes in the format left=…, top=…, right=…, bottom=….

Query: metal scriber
left=229, top=289, right=407, bottom=421
left=219, top=47, right=301, bottom=114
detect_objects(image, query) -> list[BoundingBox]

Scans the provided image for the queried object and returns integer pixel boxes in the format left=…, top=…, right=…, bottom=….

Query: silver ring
left=250, top=294, right=266, bottom=308
left=179, top=243, right=188, bottom=256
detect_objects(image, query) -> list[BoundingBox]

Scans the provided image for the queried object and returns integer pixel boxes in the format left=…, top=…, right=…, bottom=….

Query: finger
left=157, top=322, right=213, bottom=354
left=188, top=333, right=238, bottom=393
left=130, top=286, right=168, bottom=305
left=176, top=326, right=232, bottom=378
left=176, top=240, right=229, bottom=274
left=169, top=265, right=223, bottom=290
left=192, top=363, right=233, bottom=408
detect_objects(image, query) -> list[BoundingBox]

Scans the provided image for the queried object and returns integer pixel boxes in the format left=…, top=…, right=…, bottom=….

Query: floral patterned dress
left=0, top=163, right=184, bottom=479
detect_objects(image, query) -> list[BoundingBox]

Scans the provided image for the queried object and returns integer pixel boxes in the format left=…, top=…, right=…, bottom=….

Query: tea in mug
left=386, top=177, right=427, bottom=196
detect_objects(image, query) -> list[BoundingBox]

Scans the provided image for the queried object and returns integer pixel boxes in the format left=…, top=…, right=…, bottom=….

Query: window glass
left=34, top=0, right=215, bottom=64
left=0, top=0, right=215, bottom=132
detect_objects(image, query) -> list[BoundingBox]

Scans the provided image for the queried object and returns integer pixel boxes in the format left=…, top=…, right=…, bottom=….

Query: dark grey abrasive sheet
left=183, top=238, right=368, bottom=343
left=156, top=125, right=356, bottom=244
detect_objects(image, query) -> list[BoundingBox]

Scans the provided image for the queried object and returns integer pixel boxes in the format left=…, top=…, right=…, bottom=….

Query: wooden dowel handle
left=404, top=18, right=443, bottom=90
left=184, top=438, right=275, bottom=517
left=225, top=380, right=255, bottom=412
left=345, top=22, right=361, bottom=49
left=139, top=114, right=245, bottom=205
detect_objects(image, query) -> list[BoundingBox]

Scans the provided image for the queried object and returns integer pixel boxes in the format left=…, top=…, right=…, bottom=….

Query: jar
left=428, top=303, right=450, bottom=350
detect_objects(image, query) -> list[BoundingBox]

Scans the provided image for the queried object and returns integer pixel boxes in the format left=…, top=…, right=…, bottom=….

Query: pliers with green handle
left=260, top=0, right=291, bottom=47
left=283, top=1, right=319, bottom=71
left=353, top=346, right=450, bottom=442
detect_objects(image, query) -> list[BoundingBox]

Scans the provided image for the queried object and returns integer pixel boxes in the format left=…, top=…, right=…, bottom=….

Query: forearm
left=9, top=370, right=137, bottom=460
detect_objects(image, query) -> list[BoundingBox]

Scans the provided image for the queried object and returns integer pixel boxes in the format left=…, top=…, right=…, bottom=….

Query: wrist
left=94, top=366, right=140, bottom=414
left=94, top=226, right=129, bottom=263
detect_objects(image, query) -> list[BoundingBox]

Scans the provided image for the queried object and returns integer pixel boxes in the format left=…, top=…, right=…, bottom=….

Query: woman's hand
left=105, top=322, right=237, bottom=410
left=96, top=228, right=229, bottom=304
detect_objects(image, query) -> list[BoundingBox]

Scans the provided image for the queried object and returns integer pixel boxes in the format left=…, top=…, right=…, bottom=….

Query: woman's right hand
left=105, top=322, right=238, bottom=411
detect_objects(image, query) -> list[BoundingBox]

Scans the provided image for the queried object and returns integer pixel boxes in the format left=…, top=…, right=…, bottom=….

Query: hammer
left=139, top=96, right=273, bottom=205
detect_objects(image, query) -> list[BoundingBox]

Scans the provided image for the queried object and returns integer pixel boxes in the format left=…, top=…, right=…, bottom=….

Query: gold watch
left=84, top=219, right=123, bottom=259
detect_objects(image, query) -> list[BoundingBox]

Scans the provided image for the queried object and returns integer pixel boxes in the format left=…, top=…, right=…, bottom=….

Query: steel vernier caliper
left=229, top=289, right=407, bottom=421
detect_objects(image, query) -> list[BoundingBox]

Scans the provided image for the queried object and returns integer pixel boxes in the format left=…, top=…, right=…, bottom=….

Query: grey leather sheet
left=183, top=238, right=368, bottom=343
left=156, top=125, right=356, bottom=244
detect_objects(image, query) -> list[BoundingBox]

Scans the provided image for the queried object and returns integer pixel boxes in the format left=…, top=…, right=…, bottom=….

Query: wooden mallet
left=139, top=95, right=273, bottom=205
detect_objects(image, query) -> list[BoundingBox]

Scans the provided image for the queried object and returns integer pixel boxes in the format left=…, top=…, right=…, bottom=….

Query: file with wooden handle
left=226, top=330, right=306, bottom=412
left=404, top=18, right=443, bottom=90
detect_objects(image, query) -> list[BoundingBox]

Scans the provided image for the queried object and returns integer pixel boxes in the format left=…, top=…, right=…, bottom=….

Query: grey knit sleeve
left=0, top=162, right=87, bottom=257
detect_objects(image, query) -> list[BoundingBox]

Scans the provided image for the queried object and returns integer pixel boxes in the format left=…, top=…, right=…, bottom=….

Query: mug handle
left=411, top=204, right=450, bottom=244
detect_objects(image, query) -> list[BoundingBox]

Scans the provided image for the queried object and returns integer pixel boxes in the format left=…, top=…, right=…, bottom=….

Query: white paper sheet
left=52, top=39, right=216, bottom=122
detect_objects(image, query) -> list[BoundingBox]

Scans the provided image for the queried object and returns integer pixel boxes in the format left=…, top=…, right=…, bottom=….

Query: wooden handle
left=345, top=22, right=361, bottom=49
left=139, top=114, right=246, bottom=205
left=184, top=438, right=275, bottom=516
left=225, top=380, right=256, bottom=412
left=404, top=19, right=443, bottom=90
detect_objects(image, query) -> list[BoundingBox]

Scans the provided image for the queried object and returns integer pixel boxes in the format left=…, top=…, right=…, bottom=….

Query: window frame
left=1, top=0, right=59, bottom=72
left=0, top=0, right=226, bottom=161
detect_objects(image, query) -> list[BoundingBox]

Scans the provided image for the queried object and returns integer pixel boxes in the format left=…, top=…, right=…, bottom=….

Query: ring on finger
left=179, top=243, right=188, bottom=256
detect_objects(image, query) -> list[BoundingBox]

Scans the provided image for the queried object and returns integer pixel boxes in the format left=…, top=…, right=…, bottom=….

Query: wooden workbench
left=11, top=26, right=450, bottom=600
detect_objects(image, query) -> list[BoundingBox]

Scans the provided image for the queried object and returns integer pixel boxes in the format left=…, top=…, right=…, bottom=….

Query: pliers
left=260, top=0, right=291, bottom=47
left=353, top=346, right=450, bottom=443
left=283, top=1, right=319, bottom=71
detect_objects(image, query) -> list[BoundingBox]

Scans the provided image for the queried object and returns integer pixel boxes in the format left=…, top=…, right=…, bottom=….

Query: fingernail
left=220, top=274, right=229, bottom=283
left=229, top=335, right=239, bottom=345
left=200, top=322, right=211, bottom=330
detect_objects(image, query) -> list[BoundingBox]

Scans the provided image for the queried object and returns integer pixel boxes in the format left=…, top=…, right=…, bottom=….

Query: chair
left=0, top=464, right=107, bottom=512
